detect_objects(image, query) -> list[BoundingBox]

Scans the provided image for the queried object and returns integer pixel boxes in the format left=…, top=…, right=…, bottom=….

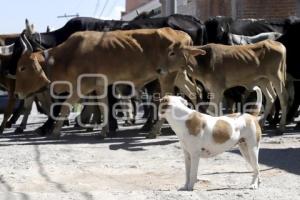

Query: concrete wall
left=124, top=0, right=300, bottom=21
left=125, top=0, right=153, bottom=14
left=236, top=0, right=297, bottom=19
left=176, top=0, right=300, bottom=21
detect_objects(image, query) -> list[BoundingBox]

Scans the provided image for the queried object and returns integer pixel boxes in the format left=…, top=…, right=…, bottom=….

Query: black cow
left=204, top=16, right=296, bottom=44
left=126, top=14, right=207, bottom=45
left=276, top=21, right=300, bottom=125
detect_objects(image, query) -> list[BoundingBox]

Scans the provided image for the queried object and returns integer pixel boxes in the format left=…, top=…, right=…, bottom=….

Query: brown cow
left=187, top=40, right=288, bottom=133
left=14, top=28, right=205, bottom=138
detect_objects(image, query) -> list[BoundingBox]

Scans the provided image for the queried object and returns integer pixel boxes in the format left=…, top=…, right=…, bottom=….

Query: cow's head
left=205, top=17, right=233, bottom=43
left=155, top=28, right=206, bottom=75
left=14, top=33, right=50, bottom=99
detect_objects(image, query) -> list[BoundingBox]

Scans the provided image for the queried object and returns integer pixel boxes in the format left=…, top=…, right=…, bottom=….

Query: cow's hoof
left=275, top=129, right=284, bottom=135
left=0, top=127, right=4, bottom=134
left=141, top=123, right=152, bottom=132
left=15, top=127, right=24, bottom=134
left=49, top=132, right=61, bottom=140
left=5, top=122, right=12, bottom=128
left=295, top=123, right=300, bottom=130
left=178, top=184, right=193, bottom=191
left=124, top=122, right=132, bottom=127
left=146, top=132, right=157, bottom=139
left=35, top=127, right=47, bottom=136
left=74, top=122, right=80, bottom=128
left=250, top=183, right=259, bottom=190
left=96, top=134, right=105, bottom=140
left=63, top=120, right=70, bottom=126
left=107, top=131, right=117, bottom=138
left=86, top=127, right=94, bottom=132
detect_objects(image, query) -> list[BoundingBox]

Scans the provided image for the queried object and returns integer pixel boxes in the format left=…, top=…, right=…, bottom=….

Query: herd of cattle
left=0, top=14, right=300, bottom=139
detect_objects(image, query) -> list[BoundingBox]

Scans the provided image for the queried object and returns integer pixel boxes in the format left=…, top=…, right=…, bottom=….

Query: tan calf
left=188, top=40, right=288, bottom=133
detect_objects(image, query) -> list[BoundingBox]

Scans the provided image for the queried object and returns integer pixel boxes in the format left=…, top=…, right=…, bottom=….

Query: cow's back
left=196, top=40, right=286, bottom=86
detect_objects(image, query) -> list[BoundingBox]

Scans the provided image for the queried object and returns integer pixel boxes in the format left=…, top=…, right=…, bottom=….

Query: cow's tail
left=280, top=43, right=287, bottom=92
left=248, top=86, right=263, bottom=117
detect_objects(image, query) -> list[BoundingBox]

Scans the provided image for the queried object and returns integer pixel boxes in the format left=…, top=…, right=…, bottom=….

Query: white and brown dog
left=159, top=86, right=262, bottom=191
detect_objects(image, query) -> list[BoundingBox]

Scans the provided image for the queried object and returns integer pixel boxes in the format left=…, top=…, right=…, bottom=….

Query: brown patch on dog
left=212, top=120, right=232, bottom=143
left=185, top=112, right=206, bottom=136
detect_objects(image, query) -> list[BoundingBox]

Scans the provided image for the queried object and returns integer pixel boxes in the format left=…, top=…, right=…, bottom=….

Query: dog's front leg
left=179, top=149, right=191, bottom=191
left=187, top=154, right=200, bottom=191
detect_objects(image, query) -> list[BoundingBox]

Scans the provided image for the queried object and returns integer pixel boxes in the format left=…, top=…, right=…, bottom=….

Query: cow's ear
left=184, top=46, right=206, bottom=56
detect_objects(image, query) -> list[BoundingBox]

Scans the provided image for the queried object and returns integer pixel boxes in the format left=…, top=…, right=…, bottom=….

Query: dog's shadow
left=230, top=147, right=300, bottom=176
left=206, top=187, right=250, bottom=191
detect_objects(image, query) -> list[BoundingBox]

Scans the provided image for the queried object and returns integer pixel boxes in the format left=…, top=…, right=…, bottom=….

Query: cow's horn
left=0, top=43, right=14, bottom=56
left=20, top=32, right=33, bottom=53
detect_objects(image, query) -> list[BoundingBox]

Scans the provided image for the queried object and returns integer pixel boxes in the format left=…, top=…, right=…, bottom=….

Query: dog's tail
left=248, top=86, right=263, bottom=116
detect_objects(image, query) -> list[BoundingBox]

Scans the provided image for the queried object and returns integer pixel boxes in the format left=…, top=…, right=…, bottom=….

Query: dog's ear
left=180, top=97, right=188, bottom=106
left=159, top=96, right=170, bottom=104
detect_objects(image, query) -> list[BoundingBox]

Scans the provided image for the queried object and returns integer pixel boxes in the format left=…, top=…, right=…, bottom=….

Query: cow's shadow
left=0, top=123, right=178, bottom=151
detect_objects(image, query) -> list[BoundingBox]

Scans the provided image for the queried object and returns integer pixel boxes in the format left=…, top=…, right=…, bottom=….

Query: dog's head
left=158, top=95, right=188, bottom=119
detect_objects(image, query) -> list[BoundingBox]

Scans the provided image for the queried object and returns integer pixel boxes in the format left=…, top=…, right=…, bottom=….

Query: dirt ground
left=0, top=114, right=299, bottom=200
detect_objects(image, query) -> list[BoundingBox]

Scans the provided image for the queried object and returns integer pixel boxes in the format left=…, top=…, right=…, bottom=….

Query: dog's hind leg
left=238, top=141, right=252, bottom=167
left=246, top=142, right=260, bottom=189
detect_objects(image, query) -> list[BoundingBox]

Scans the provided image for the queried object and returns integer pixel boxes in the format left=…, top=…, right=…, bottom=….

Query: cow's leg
left=6, top=100, right=24, bottom=128
left=75, top=104, right=91, bottom=127
left=256, top=80, right=276, bottom=128
left=95, top=95, right=109, bottom=138
left=89, top=104, right=102, bottom=128
left=131, top=98, right=137, bottom=124
left=35, top=95, right=65, bottom=136
left=289, top=82, right=300, bottom=127
left=206, top=88, right=223, bottom=116
left=271, top=79, right=289, bottom=134
left=269, top=75, right=295, bottom=127
left=107, top=85, right=118, bottom=136
left=51, top=93, right=80, bottom=138
left=122, top=99, right=135, bottom=126
left=285, top=80, right=298, bottom=124
left=15, top=97, right=34, bottom=134
left=146, top=73, right=177, bottom=138
left=141, top=80, right=160, bottom=131
left=0, top=90, right=17, bottom=134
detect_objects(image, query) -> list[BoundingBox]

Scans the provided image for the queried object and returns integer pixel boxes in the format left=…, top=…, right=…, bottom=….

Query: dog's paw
left=178, top=184, right=193, bottom=191
left=15, top=127, right=24, bottom=134
left=250, top=183, right=259, bottom=190
left=178, top=185, right=188, bottom=191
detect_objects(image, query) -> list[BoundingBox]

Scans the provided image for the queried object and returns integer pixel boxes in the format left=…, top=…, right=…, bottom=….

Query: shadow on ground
left=0, top=125, right=178, bottom=152
left=230, top=147, right=300, bottom=176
